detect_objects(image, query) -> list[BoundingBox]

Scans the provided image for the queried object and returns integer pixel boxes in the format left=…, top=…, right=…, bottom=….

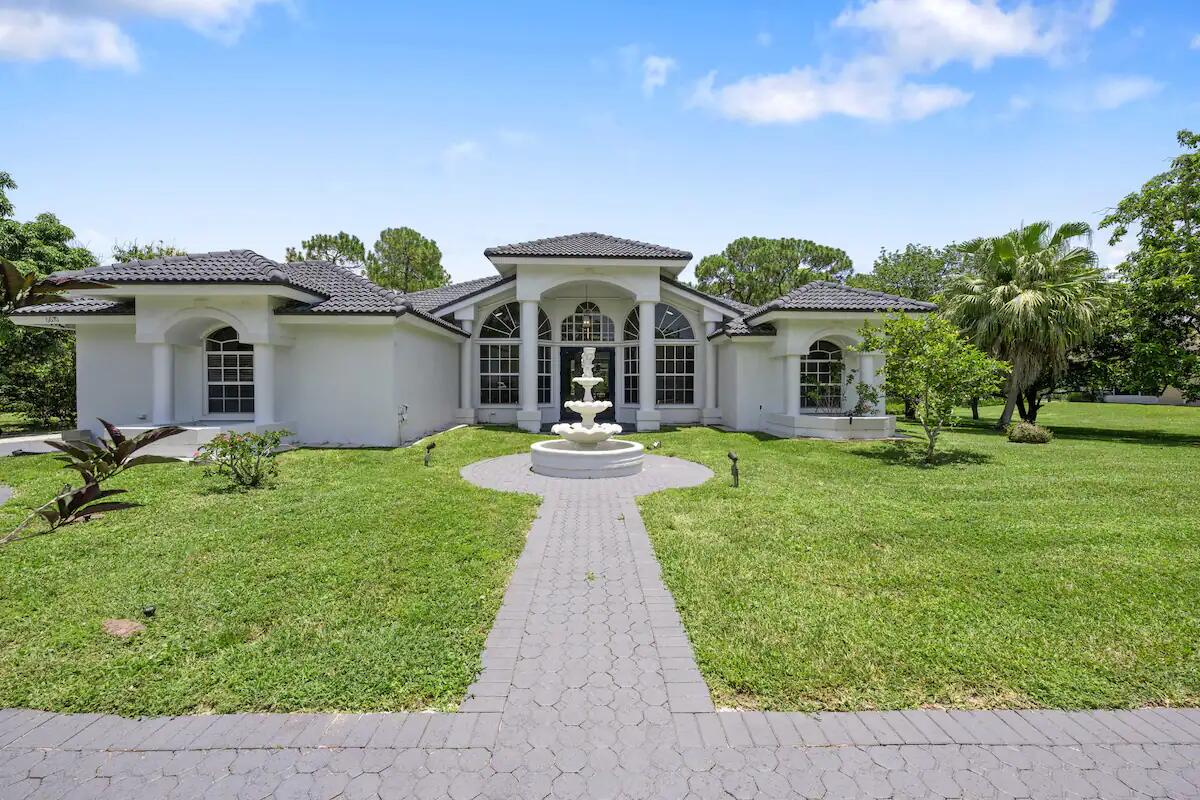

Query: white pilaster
left=785, top=354, right=803, bottom=418
left=636, top=300, right=660, bottom=432
left=456, top=319, right=475, bottom=424
left=151, top=343, right=174, bottom=425
left=253, top=343, right=275, bottom=425
left=517, top=300, right=541, bottom=432
left=702, top=320, right=721, bottom=425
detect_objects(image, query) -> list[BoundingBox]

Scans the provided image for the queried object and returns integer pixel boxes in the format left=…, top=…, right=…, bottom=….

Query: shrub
left=1007, top=421, right=1054, bottom=444
left=1067, top=391, right=1097, bottom=403
left=196, top=429, right=292, bottom=488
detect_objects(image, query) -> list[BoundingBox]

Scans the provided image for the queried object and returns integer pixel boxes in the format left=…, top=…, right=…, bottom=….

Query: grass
left=634, top=403, right=1200, bottom=711
left=0, top=411, right=62, bottom=438
left=0, top=427, right=538, bottom=715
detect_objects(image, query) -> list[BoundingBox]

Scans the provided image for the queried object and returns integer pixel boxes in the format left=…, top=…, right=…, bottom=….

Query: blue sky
left=2, top=0, right=1198, bottom=282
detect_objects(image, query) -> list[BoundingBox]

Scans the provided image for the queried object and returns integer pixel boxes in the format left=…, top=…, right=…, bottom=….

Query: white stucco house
left=11, top=233, right=934, bottom=449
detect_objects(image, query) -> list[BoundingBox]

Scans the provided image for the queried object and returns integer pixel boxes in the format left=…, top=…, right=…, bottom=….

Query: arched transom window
left=622, top=304, right=696, bottom=406
left=561, top=302, right=614, bottom=342
left=477, top=302, right=552, bottom=405
left=478, top=302, right=550, bottom=340
left=800, top=340, right=844, bottom=411
left=205, top=326, right=254, bottom=415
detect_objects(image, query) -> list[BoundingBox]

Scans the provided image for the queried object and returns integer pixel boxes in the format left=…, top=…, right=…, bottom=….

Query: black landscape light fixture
left=727, top=451, right=739, bottom=487
left=424, top=441, right=436, bottom=467
left=142, top=606, right=156, bottom=618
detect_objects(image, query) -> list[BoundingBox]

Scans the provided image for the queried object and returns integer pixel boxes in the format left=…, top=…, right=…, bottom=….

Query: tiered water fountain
left=529, top=347, right=644, bottom=478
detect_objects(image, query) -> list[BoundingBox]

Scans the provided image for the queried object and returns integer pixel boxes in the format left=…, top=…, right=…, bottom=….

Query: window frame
left=798, top=339, right=845, bottom=412
left=561, top=301, right=615, bottom=342
left=655, top=344, right=695, bottom=406
left=203, top=326, right=255, bottom=418
left=479, top=343, right=521, bottom=406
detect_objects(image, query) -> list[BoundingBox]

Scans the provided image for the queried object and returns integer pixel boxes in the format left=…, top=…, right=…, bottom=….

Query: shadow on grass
left=850, top=440, right=993, bottom=468
left=946, top=418, right=1200, bottom=448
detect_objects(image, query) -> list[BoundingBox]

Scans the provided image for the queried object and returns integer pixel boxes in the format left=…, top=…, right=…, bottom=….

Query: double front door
left=559, top=347, right=616, bottom=423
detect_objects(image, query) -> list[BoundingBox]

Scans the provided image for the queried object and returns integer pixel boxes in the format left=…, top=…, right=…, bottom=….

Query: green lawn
left=0, top=428, right=538, bottom=715
left=634, top=402, right=1200, bottom=711
left=1, top=403, right=1197, bottom=715
left=0, top=411, right=62, bottom=438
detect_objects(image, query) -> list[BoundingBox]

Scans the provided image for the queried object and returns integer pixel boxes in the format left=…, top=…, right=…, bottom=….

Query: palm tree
left=942, top=221, right=1108, bottom=429
left=1, top=256, right=106, bottom=313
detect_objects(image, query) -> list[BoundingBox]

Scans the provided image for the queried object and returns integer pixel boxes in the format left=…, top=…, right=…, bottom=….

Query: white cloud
left=691, top=59, right=970, bottom=124
left=0, top=8, right=137, bottom=69
left=1089, top=75, right=1162, bottom=109
left=1191, top=33, right=1200, bottom=50
left=833, top=0, right=1065, bottom=70
left=641, top=54, right=676, bottom=96
left=0, top=0, right=281, bottom=68
left=692, top=0, right=1112, bottom=126
left=756, top=31, right=773, bottom=47
left=1088, top=0, right=1115, bottom=30
left=442, top=139, right=484, bottom=168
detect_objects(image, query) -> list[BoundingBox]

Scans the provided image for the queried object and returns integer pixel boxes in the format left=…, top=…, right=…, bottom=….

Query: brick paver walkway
left=2, top=454, right=1200, bottom=798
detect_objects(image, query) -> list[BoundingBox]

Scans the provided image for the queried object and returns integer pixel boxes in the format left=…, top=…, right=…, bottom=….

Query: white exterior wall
left=393, top=321, right=460, bottom=443
left=281, top=323, right=399, bottom=446
left=75, top=325, right=153, bottom=427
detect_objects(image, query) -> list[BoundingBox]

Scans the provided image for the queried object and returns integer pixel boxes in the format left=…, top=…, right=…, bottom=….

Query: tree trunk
left=1024, top=385, right=1041, bottom=424
left=997, top=379, right=1021, bottom=429
left=924, top=427, right=939, bottom=462
left=970, top=397, right=979, bottom=420
left=903, top=399, right=916, bottom=420
left=1016, top=393, right=1029, bottom=422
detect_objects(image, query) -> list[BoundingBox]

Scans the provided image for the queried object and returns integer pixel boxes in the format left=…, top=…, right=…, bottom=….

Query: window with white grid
left=205, top=327, right=254, bottom=415
left=537, top=345, right=552, bottom=404
left=561, top=301, right=614, bottom=342
left=655, top=344, right=694, bottom=405
left=479, top=344, right=519, bottom=405
left=623, top=346, right=639, bottom=404
left=799, top=340, right=844, bottom=410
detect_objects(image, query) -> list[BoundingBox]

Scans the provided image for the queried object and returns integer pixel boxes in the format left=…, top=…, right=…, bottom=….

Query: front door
left=560, top=347, right=616, bottom=422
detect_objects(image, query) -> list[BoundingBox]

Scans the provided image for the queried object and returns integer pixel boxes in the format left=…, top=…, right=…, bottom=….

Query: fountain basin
left=551, top=421, right=623, bottom=446
left=530, top=438, right=645, bottom=478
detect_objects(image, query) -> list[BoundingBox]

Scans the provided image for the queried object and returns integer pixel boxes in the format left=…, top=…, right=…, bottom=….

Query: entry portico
left=10, top=232, right=935, bottom=448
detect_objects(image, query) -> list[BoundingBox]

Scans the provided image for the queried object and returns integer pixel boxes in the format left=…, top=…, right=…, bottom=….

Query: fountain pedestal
left=529, top=347, right=644, bottom=478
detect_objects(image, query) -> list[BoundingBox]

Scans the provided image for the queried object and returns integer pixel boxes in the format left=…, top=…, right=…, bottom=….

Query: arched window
left=622, top=304, right=696, bottom=405
left=622, top=304, right=695, bottom=340
left=799, top=340, right=844, bottom=411
left=477, top=303, right=552, bottom=405
left=561, top=302, right=614, bottom=342
left=478, top=302, right=550, bottom=340
left=205, top=326, right=254, bottom=415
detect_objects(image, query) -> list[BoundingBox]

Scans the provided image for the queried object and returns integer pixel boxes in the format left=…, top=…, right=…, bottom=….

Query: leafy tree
left=366, top=227, right=448, bottom=293
left=1100, top=129, right=1200, bottom=401
left=285, top=231, right=366, bottom=270
left=695, top=236, right=853, bottom=307
left=0, top=173, right=98, bottom=427
left=942, top=221, right=1107, bottom=429
left=859, top=315, right=1006, bottom=463
left=852, top=243, right=954, bottom=302
left=112, top=240, right=185, bottom=262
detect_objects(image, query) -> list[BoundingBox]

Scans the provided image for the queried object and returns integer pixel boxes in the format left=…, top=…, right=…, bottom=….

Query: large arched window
left=799, top=340, right=844, bottom=411
left=622, top=304, right=696, bottom=406
left=561, top=302, right=614, bottom=342
left=477, top=302, right=552, bottom=405
left=205, top=326, right=254, bottom=415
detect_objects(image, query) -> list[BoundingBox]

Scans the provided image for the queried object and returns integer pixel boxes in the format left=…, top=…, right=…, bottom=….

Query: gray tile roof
left=11, top=298, right=133, bottom=315
left=404, top=275, right=512, bottom=313
left=745, top=281, right=936, bottom=319
left=61, top=250, right=321, bottom=291
left=484, top=232, right=691, bottom=260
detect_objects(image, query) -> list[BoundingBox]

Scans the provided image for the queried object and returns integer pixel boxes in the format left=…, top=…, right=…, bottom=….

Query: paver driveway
left=2, top=455, right=1200, bottom=799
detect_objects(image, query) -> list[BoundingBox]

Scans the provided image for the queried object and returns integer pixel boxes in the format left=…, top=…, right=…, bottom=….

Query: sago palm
left=942, top=221, right=1108, bottom=428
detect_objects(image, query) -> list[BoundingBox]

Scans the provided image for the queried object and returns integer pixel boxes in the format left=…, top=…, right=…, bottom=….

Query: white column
left=151, top=343, right=174, bottom=425
left=785, top=354, right=802, bottom=417
left=636, top=300, right=660, bottom=431
left=253, top=343, right=275, bottom=426
left=702, top=321, right=720, bottom=425
left=861, top=351, right=886, bottom=415
left=457, top=320, right=475, bottom=424
left=516, top=300, right=541, bottom=432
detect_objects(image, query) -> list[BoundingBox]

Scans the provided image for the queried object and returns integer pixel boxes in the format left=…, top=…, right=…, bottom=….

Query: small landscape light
left=727, top=451, right=739, bottom=488
left=142, top=606, right=156, bottom=618
left=424, top=441, right=436, bottom=467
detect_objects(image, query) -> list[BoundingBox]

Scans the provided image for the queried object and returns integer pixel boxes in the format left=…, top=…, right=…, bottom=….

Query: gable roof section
left=743, top=281, right=936, bottom=321
left=484, top=232, right=691, bottom=260
left=404, top=274, right=512, bottom=313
